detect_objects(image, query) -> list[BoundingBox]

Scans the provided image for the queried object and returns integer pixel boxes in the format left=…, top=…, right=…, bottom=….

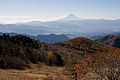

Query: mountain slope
left=0, top=34, right=49, bottom=69
left=49, top=37, right=110, bottom=60
left=55, top=37, right=108, bottom=53
left=96, top=34, right=120, bottom=48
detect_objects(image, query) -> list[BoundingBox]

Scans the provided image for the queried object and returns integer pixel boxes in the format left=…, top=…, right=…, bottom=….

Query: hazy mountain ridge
left=0, top=14, right=120, bottom=37
left=31, top=34, right=69, bottom=43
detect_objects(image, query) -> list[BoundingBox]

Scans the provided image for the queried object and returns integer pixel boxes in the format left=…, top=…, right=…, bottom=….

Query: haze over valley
left=0, top=14, right=120, bottom=41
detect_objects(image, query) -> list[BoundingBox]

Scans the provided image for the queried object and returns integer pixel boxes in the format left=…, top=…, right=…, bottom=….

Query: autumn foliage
left=74, top=56, right=91, bottom=80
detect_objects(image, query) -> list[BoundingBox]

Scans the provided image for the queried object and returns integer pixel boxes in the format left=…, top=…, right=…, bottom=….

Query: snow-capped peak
left=57, top=14, right=82, bottom=21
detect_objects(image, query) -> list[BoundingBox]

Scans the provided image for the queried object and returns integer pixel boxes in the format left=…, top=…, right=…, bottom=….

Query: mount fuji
left=22, top=14, right=82, bottom=26
left=57, top=14, right=82, bottom=21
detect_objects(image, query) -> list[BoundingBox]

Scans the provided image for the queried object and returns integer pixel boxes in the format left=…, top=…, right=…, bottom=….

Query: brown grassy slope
left=0, top=64, right=71, bottom=80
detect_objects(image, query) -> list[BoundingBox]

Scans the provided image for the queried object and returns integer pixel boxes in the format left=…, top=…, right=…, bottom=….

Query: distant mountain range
left=0, top=14, right=120, bottom=39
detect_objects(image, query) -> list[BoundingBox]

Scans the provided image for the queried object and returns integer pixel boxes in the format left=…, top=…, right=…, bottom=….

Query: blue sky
left=0, top=0, right=120, bottom=23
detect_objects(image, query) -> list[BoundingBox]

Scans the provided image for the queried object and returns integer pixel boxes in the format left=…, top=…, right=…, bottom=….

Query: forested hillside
left=0, top=34, right=63, bottom=69
left=50, top=37, right=109, bottom=59
left=96, top=34, right=120, bottom=48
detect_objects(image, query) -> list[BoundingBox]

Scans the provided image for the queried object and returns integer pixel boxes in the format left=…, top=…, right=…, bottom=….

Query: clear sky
left=0, top=0, right=120, bottom=23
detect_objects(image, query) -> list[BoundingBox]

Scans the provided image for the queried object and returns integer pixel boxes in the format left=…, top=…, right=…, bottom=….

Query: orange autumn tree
left=74, top=56, right=91, bottom=80
left=47, top=51, right=54, bottom=66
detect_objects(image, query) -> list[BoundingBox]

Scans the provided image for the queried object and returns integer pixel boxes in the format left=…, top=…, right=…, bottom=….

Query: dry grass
left=0, top=69, right=41, bottom=80
left=0, top=63, right=72, bottom=80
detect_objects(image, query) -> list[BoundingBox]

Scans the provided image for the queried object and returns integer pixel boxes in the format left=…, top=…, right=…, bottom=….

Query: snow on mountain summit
left=57, top=14, right=82, bottom=21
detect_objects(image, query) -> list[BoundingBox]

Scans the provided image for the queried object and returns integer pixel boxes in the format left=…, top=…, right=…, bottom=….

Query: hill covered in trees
left=47, top=37, right=111, bottom=64
left=0, top=32, right=69, bottom=43
left=49, top=37, right=120, bottom=80
left=96, top=34, right=120, bottom=48
left=53, top=37, right=109, bottom=53
left=0, top=34, right=63, bottom=69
